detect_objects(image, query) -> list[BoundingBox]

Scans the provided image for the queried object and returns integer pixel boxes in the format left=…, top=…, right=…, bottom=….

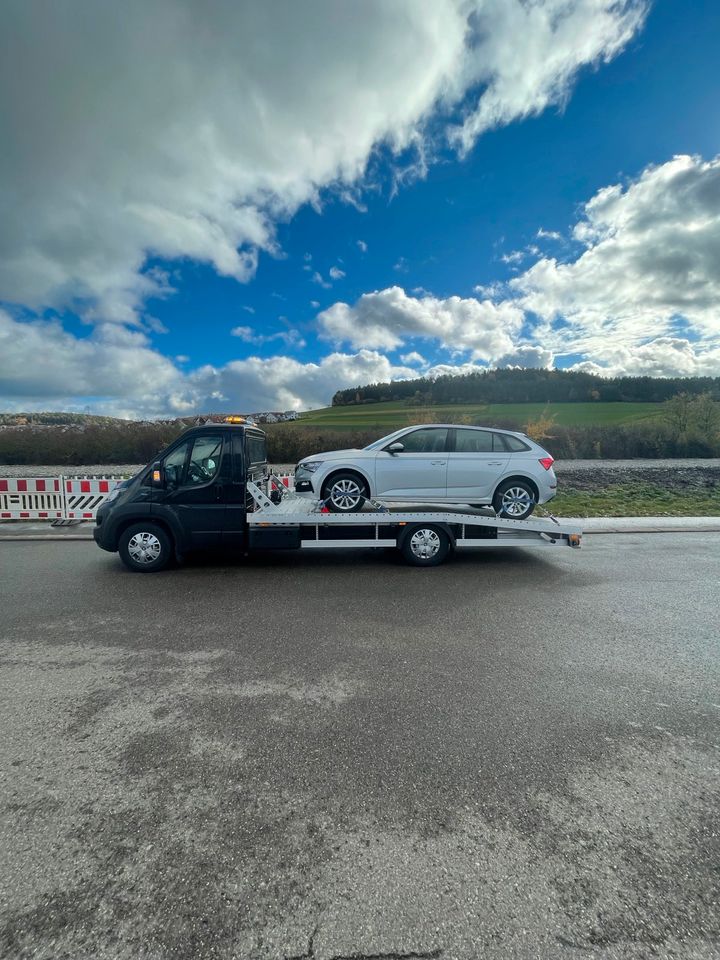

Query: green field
left=297, top=401, right=664, bottom=431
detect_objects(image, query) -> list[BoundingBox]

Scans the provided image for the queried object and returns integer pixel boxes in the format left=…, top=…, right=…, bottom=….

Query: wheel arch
left=398, top=520, right=457, bottom=549
left=321, top=465, right=372, bottom=495
left=493, top=474, right=539, bottom=502
left=112, top=515, right=178, bottom=553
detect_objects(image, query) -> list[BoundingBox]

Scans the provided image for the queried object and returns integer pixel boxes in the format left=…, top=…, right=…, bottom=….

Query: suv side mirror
left=387, top=442, right=404, bottom=454
left=151, top=461, right=164, bottom=486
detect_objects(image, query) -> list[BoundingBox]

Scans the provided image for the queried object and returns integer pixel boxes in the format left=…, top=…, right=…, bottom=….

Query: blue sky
left=1, top=0, right=720, bottom=415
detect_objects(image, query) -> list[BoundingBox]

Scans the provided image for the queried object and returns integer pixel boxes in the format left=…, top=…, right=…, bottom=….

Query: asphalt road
left=1, top=536, right=719, bottom=960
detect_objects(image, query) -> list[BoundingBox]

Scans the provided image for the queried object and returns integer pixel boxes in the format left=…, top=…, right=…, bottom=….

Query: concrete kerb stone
left=1, top=516, right=719, bottom=542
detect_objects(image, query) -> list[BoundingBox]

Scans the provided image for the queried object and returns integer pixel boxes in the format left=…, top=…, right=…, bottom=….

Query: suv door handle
left=431, top=460, right=446, bottom=465
left=488, top=461, right=504, bottom=466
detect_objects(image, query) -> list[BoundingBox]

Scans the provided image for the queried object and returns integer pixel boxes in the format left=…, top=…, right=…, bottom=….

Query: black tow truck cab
left=94, top=423, right=269, bottom=571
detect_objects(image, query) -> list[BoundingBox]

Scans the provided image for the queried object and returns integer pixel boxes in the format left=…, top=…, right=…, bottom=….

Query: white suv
left=295, top=424, right=557, bottom=519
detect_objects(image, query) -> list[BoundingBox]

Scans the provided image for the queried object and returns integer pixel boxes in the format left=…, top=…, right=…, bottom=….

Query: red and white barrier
left=0, top=472, right=294, bottom=521
left=0, top=478, right=66, bottom=519
left=0, top=476, right=123, bottom=521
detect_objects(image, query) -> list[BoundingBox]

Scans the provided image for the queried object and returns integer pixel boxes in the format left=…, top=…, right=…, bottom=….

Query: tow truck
left=93, top=421, right=582, bottom=572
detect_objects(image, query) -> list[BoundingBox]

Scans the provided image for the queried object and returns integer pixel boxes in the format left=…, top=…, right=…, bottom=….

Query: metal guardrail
left=0, top=473, right=296, bottom=521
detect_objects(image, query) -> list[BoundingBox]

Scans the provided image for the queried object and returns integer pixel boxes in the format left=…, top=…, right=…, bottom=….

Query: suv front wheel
left=321, top=473, right=369, bottom=513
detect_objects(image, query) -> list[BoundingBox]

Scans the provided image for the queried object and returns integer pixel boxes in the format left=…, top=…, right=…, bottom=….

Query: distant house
left=283, top=411, right=299, bottom=421
left=264, top=413, right=279, bottom=423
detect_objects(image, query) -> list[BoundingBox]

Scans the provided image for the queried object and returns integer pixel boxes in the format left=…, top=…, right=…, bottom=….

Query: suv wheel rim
left=501, top=487, right=532, bottom=517
left=330, top=479, right=363, bottom=510
left=409, top=528, right=441, bottom=559
left=128, top=531, right=162, bottom=563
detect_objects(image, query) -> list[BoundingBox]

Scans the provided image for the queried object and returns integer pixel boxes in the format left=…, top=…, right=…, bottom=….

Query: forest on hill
left=331, top=368, right=720, bottom=407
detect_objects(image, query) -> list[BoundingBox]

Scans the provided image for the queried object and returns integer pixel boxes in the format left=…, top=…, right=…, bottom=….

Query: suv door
left=156, top=433, right=226, bottom=548
left=374, top=427, right=449, bottom=499
left=446, top=429, right=509, bottom=501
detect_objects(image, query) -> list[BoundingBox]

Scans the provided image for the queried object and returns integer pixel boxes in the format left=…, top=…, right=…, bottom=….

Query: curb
left=2, top=518, right=720, bottom=541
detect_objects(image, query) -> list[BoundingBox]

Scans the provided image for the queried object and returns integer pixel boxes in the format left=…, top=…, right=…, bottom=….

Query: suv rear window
left=499, top=434, right=531, bottom=452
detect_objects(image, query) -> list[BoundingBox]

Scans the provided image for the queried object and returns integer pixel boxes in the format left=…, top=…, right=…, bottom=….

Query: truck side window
left=246, top=433, right=266, bottom=465
left=164, top=440, right=191, bottom=489
left=187, top=436, right=223, bottom=485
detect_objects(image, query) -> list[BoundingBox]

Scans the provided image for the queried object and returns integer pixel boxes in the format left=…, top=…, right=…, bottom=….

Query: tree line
left=331, top=368, right=720, bottom=406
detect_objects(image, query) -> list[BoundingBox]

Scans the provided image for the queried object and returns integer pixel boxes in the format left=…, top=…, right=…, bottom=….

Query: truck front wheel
left=118, top=523, right=172, bottom=573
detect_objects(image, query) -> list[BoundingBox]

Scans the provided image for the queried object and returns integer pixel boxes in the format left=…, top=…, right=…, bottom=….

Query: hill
left=299, top=400, right=665, bottom=432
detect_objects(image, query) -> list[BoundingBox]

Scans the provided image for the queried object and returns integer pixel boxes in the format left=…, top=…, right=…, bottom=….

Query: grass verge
left=551, top=483, right=720, bottom=517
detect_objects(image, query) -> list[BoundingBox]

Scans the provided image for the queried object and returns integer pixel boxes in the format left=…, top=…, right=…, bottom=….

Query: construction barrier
left=0, top=476, right=123, bottom=521
left=0, top=472, right=295, bottom=521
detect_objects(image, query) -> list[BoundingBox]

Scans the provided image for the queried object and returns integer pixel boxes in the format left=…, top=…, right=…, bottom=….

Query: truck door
left=222, top=431, right=250, bottom=550
left=155, top=433, right=226, bottom=549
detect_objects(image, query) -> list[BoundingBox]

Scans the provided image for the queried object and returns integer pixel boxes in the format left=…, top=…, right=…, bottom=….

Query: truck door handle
left=431, top=461, right=446, bottom=465
left=488, top=461, right=503, bottom=466
left=215, top=484, right=224, bottom=501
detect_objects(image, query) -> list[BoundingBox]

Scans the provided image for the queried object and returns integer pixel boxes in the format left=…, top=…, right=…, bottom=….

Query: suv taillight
left=538, top=456, right=554, bottom=470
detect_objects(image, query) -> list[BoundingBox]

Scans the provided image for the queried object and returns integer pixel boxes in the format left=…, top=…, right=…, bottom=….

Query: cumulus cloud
left=0, top=0, right=646, bottom=324
left=318, top=286, right=524, bottom=360
left=513, top=155, right=720, bottom=353
left=329, top=266, right=346, bottom=281
left=400, top=351, right=427, bottom=366
left=568, top=338, right=720, bottom=378
left=495, top=345, right=554, bottom=369
left=0, top=311, right=413, bottom=415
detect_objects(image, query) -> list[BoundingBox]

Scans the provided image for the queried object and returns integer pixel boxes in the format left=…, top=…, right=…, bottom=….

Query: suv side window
left=453, top=429, right=493, bottom=453
left=396, top=428, right=448, bottom=453
left=187, top=435, right=223, bottom=485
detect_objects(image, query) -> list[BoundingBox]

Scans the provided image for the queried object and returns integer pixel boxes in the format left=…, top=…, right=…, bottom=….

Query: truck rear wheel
left=400, top=524, right=451, bottom=567
left=118, top=523, right=172, bottom=573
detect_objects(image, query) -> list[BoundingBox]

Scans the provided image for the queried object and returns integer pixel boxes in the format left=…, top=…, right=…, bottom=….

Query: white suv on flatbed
left=295, top=423, right=557, bottom=519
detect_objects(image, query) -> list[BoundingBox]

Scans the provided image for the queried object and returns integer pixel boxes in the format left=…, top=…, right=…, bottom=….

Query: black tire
left=118, top=522, right=172, bottom=573
left=321, top=472, right=369, bottom=513
left=400, top=524, right=451, bottom=567
left=492, top=480, right=536, bottom=520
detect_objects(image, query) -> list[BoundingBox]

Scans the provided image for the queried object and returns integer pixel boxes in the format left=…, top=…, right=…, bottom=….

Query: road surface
left=1, top=536, right=718, bottom=959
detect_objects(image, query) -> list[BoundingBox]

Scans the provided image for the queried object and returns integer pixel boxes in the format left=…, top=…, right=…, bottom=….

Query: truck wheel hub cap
left=410, top=529, right=441, bottom=559
left=128, top=532, right=161, bottom=563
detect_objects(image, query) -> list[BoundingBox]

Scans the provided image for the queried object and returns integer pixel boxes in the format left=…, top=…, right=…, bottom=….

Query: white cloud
left=0, top=310, right=409, bottom=415
left=537, top=228, right=562, bottom=241
left=450, top=0, right=648, bottom=153
left=568, top=338, right=720, bottom=378
left=188, top=350, right=416, bottom=412
left=311, top=272, right=332, bottom=289
left=400, top=351, right=427, bottom=366
left=231, top=324, right=306, bottom=349
left=329, top=266, right=346, bottom=281
left=512, top=155, right=720, bottom=358
left=357, top=240, right=368, bottom=253
left=317, top=286, right=524, bottom=360
left=496, top=346, right=554, bottom=369
left=0, top=1, right=646, bottom=324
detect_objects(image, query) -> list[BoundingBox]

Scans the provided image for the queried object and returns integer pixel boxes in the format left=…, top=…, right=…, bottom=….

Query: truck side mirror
left=151, top=461, right=164, bottom=486
left=387, top=442, right=405, bottom=454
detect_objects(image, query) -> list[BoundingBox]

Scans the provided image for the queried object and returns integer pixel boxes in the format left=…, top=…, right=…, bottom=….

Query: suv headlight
left=298, top=460, right=324, bottom=473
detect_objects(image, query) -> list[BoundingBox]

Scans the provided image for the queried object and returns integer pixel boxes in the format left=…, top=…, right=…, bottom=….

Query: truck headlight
left=298, top=460, right=323, bottom=473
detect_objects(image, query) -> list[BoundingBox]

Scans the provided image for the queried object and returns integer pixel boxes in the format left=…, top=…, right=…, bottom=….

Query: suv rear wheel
left=322, top=472, right=368, bottom=513
left=118, top=523, right=172, bottom=572
left=493, top=480, right=536, bottom=520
